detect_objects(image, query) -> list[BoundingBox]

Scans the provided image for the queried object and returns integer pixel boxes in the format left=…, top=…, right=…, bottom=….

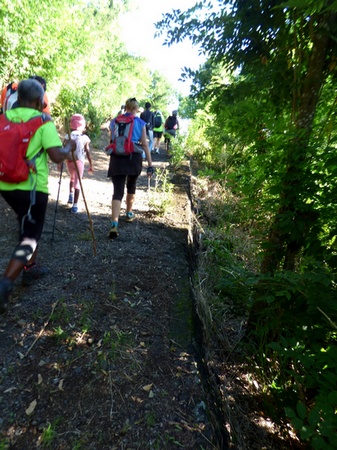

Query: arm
left=140, top=127, right=153, bottom=171
left=85, top=142, right=93, bottom=172
left=42, top=92, right=50, bottom=114
left=46, top=139, right=76, bottom=164
left=109, top=120, right=115, bottom=143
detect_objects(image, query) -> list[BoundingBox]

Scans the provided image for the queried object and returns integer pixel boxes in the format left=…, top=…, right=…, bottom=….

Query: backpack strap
left=21, top=113, right=51, bottom=227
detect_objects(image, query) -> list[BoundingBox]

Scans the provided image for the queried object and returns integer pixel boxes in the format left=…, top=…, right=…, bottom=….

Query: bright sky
left=120, top=0, right=205, bottom=101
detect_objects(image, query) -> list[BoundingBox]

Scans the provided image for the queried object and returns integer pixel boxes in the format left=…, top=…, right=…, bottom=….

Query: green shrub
left=248, top=264, right=337, bottom=448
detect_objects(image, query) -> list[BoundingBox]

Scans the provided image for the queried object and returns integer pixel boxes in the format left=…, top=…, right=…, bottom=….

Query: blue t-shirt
left=109, top=113, right=145, bottom=142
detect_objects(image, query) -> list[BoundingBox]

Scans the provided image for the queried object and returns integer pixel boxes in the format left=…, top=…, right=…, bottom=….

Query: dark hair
left=145, top=102, right=151, bottom=109
left=18, top=79, right=44, bottom=103
left=29, top=75, right=47, bottom=91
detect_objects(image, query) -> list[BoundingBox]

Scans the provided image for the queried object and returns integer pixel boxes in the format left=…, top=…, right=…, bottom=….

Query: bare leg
left=126, top=193, right=135, bottom=214
left=68, top=181, right=74, bottom=203
left=111, top=199, right=121, bottom=223
left=74, top=188, right=80, bottom=204
left=4, top=259, right=26, bottom=282
left=4, top=246, right=38, bottom=282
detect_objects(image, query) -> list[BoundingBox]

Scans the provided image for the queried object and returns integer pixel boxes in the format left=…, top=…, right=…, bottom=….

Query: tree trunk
left=250, top=14, right=334, bottom=334
left=260, top=15, right=332, bottom=274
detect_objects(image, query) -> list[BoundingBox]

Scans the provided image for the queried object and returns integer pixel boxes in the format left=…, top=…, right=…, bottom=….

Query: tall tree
left=157, top=0, right=337, bottom=272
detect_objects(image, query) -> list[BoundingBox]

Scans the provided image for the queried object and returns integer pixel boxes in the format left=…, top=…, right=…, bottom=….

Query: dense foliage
left=0, top=0, right=175, bottom=135
left=2, top=0, right=337, bottom=446
left=158, top=0, right=337, bottom=447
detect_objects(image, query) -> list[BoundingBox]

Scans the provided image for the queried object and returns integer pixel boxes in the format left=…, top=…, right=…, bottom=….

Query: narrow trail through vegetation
left=0, top=132, right=218, bottom=449
left=0, top=131, right=303, bottom=449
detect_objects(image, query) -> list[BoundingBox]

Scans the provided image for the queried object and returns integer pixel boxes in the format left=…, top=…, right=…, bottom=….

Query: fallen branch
left=317, top=306, right=337, bottom=330
left=25, top=299, right=60, bottom=357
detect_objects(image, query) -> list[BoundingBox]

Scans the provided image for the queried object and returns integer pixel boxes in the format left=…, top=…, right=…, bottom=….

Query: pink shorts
left=66, top=160, right=84, bottom=190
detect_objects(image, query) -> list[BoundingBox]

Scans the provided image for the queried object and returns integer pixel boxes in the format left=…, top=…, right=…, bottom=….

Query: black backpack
left=166, top=116, right=177, bottom=130
left=154, top=112, right=162, bottom=128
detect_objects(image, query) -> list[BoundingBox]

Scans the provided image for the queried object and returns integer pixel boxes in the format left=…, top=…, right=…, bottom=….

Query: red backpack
left=105, top=114, right=143, bottom=156
left=0, top=113, right=50, bottom=183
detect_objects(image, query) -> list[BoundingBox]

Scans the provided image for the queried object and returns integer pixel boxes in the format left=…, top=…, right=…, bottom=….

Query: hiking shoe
left=22, top=264, right=49, bottom=287
left=155, top=148, right=160, bottom=154
left=71, top=206, right=78, bottom=213
left=125, top=212, right=135, bottom=223
left=108, top=224, right=118, bottom=239
left=0, top=277, right=13, bottom=315
left=68, top=193, right=74, bottom=204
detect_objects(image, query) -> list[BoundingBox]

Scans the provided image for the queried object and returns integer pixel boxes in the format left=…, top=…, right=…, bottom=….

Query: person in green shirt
left=0, top=78, right=76, bottom=315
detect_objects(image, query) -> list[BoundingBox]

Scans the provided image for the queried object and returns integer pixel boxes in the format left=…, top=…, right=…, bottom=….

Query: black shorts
left=0, top=190, right=48, bottom=241
left=107, top=153, right=142, bottom=178
left=154, top=131, right=163, bottom=139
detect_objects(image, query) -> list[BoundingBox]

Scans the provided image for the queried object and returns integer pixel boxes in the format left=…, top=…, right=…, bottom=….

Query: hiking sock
left=71, top=204, right=78, bottom=213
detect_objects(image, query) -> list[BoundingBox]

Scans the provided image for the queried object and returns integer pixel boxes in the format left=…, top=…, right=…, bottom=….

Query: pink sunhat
left=70, top=114, right=86, bottom=131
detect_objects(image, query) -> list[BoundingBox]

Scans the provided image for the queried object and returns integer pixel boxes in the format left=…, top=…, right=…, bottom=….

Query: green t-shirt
left=0, top=107, right=62, bottom=194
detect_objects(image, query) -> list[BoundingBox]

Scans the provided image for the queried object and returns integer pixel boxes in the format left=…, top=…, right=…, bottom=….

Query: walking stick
left=51, top=161, right=63, bottom=243
left=65, top=118, right=97, bottom=257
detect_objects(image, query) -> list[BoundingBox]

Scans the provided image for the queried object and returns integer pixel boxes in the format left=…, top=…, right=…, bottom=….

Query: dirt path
left=0, top=130, right=215, bottom=449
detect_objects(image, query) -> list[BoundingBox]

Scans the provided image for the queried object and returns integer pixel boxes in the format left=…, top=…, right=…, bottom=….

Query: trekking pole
left=51, top=161, right=63, bottom=243
left=65, top=118, right=97, bottom=257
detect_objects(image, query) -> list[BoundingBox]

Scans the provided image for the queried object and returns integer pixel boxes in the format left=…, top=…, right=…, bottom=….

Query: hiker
left=140, top=102, right=155, bottom=156
left=164, top=110, right=179, bottom=138
left=0, top=81, right=18, bottom=114
left=164, top=110, right=180, bottom=156
left=118, top=104, right=125, bottom=115
left=107, top=97, right=154, bottom=239
left=153, top=109, right=164, bottom=154
left=29, top=75, right=51, bottom=114
left=65, top=114, right=93, bottom=213
left=0, top=79, right=76, bottom=315
left=0, top=75, right=50, bottom=115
